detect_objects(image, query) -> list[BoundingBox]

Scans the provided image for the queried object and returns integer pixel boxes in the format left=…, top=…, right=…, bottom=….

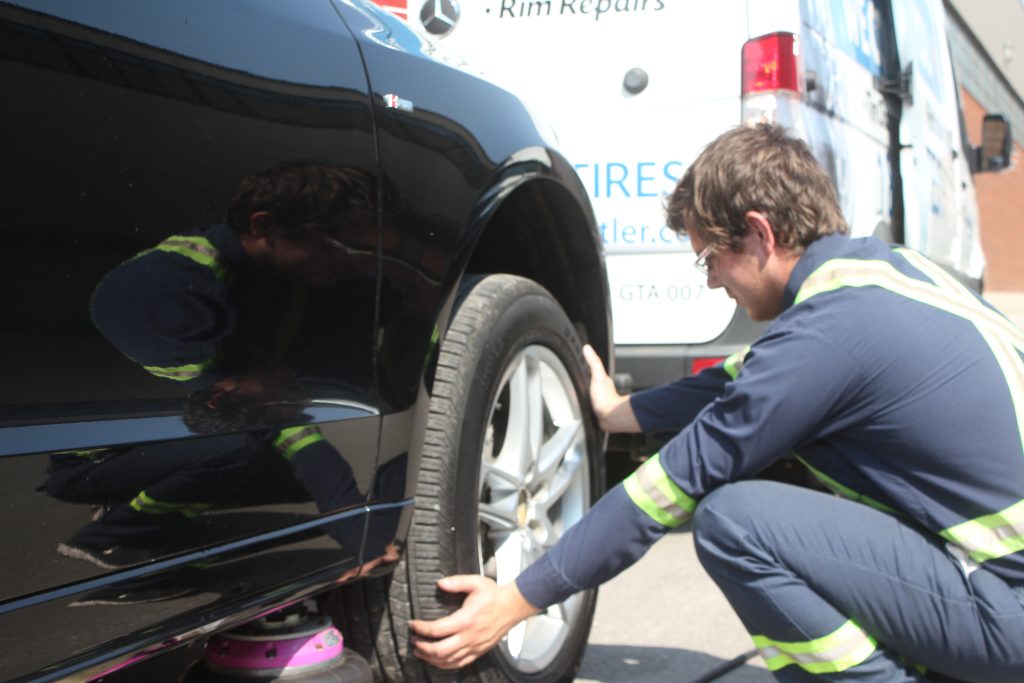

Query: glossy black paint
left=0, top=1, right=610, bottom=680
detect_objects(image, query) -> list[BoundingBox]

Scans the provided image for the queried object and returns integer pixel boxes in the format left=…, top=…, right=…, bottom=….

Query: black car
left=0, top=2, right=612, bottom=682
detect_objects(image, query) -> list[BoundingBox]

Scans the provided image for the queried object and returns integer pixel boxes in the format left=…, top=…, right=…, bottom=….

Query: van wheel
left=336, top=274, right=601, bottom=683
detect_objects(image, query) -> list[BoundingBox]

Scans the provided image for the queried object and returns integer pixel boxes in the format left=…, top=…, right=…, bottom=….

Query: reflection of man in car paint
left=185, top=371, right=407, bottom=576
left=90, top=160, right=382, bottom=390
left=46, top=370, right=325, bottom=568
left=45, top=434, right=310, bottom=569
left=50, top=162, right=397, bottom=570
left=49, top=367, right=403, bottom=572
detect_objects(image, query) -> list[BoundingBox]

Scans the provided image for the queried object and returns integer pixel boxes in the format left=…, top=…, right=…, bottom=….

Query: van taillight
left=742, top=32, right=801, bottom=95
left=691, top=357, right=726, bottom=374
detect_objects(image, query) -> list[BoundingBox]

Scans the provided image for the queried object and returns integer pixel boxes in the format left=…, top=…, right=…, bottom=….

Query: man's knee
left=693, top=480, right=771, bottom=535
left=692, top=480, right=792, bottom=574
left=43, top=468, right=95, bottom=503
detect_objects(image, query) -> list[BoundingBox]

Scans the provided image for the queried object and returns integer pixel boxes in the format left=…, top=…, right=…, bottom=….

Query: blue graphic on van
left=802, top=0, right=882, bottom=74
left=901, top=0, right=945, bottom=100
left=600, top=219, right=687, bottom=246
left=573, top=160, right=682, bottom=198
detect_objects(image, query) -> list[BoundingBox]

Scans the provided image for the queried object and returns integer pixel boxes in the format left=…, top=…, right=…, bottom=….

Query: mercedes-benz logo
left=420, top=0, right=460, bottom=37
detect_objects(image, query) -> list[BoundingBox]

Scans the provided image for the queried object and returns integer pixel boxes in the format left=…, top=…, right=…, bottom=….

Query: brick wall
left=961, top=88, right=1024, bottom=291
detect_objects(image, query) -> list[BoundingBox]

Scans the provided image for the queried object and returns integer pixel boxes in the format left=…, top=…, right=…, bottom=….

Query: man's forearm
left=515, top=483, right=667, bottom=608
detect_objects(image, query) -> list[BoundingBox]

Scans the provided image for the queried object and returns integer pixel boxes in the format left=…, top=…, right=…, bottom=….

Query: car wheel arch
left=460, top=173, right=612, bottom=363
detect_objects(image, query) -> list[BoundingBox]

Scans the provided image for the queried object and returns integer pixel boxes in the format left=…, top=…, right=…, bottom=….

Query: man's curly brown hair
left=666, top=124, right=847, bottom=254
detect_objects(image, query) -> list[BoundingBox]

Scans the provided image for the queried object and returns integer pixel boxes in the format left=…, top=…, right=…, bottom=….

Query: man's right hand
left=582, top=344, right=641, bottom=434
left=410, top=575, right=540, bottom=670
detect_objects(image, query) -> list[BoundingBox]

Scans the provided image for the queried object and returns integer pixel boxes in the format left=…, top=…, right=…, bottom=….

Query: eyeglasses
left=693, top=245, right=716, bottom=275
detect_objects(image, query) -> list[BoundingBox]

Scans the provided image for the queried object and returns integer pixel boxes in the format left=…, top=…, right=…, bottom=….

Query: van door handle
left=623, top=68, right=649, bottom=95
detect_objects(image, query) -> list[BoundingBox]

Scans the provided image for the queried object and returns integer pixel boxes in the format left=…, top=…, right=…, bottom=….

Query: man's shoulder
left=766, top=279, right=895, bottom=361
left=90, top=229, right=236, bottom=345
left=105, top=227, right=238, bottom=286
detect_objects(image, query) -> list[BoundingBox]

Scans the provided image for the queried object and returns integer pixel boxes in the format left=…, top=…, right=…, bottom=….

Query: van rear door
left=889, top=0, right=981, bottom=280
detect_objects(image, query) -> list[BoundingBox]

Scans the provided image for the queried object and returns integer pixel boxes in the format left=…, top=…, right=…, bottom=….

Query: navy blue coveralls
left=517, top=234, right=1024, bottom=682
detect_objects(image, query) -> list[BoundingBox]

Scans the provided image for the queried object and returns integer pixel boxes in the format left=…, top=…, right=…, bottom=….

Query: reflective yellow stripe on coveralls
left=148, top=235, right=228, bottom=281
left=623, top=452, right=697, bottom=527
left=143, top=360, right=215, bottom=382
left=129, top=491, right=212, bottom=517
left=723, top=346, right=751, bottom=380
left=753, top=619, right=878, bottom=674
left=274, top=426, right=325, bottom=462
left=136, top=235, right=227, bottom=381
left=797, top=250, right=1024, bottom=566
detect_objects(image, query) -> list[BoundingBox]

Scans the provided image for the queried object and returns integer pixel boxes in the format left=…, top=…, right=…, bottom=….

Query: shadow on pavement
left=577, top=644, right=773, bottom=683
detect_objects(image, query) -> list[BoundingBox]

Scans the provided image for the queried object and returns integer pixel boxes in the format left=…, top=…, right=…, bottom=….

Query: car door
left=0, top=1, right=384, bottom=678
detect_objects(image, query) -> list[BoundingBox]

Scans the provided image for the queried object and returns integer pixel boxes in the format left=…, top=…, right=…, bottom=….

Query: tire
left=334, top=274, right=602, bottom=683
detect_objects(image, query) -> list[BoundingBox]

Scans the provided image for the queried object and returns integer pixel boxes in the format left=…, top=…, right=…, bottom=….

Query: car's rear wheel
left=333, top=274, right=601, bottom=683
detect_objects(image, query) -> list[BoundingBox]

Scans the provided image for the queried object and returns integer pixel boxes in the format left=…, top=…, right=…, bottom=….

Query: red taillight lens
left=742, top=32, right=801, bottom=95
left=691, top=356, right=726, bottom=374
left=372, top=0, right=408, bottom=19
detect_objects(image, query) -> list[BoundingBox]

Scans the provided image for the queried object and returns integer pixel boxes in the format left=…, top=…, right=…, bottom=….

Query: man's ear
left=248, top=211, right=273, bottom=238
left=744, top=211, right=778, bottom=253
left=207, top=376, right=239, bottom=408
left=206, top=386, right=228, bottom=409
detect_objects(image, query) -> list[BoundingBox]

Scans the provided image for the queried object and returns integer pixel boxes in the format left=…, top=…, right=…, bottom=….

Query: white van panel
left=747, top=0, right=801, bottom=38
left=890, top=0, right=983, bottom=279
left=607, top=252, right=736, bottom=345
left=442, top=2, right=748, bottom=112
left=800, top=0, right=892, bottom=237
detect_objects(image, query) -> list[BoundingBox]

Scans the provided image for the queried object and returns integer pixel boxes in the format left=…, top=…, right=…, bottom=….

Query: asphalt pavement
left=576, top=524, right=772, bottom=683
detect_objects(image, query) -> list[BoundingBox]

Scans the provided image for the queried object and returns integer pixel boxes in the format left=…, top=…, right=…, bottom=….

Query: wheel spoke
left=505, top=620, right=527, bottom=661
left=493, top=529, right=527, bottom=582
left=532, top=424, right=586, bottom=547
left=533, top=421, right=583, bottom=490
left=534, top=480, right=580, bottom=547
left=481, top=460, right=525, bottom=491
left=493, top=353, right=543, bottom=481
left=513, top=612, right=571, bottom=672
left=529, top=597, right=581, bottom=635
left=479, top=499, right=519, bottom=533
left=546, top=599, right=567, bottom=622
left=551, top=457, right=583, bottom=503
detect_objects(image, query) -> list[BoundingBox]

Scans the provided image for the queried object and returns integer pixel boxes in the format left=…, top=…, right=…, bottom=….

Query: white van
left=375, top=0, right=1011, bottom=460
